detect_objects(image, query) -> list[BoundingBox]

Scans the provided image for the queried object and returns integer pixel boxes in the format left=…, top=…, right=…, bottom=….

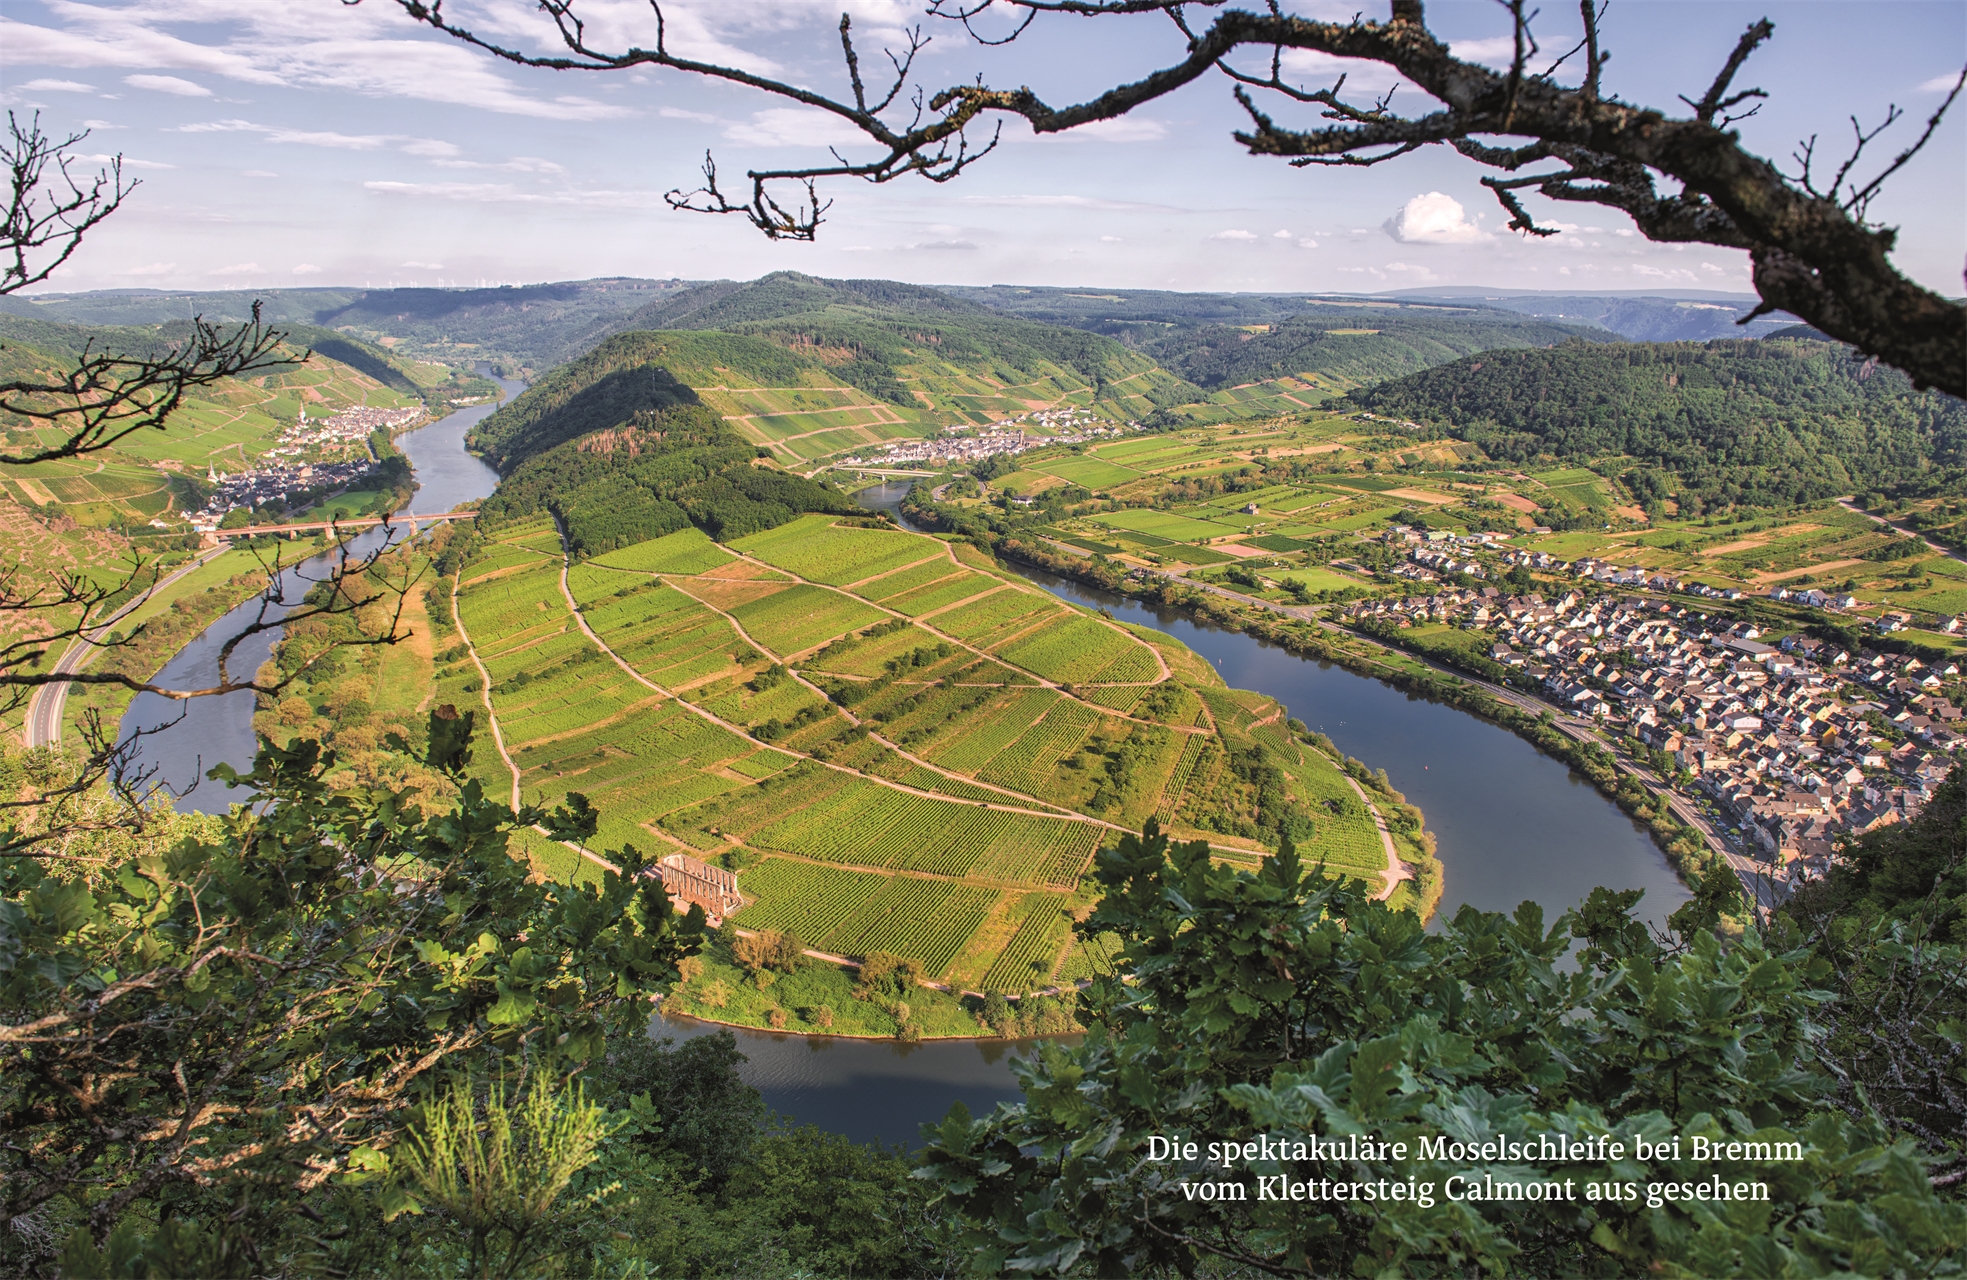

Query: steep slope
left=620, top=272, right=1202, bottom=421
left=1139, top=310, right=1599, bottom=391
left=1351, top=336, right=1967, bottom=511
left=478, top=407, right=863, bottom=556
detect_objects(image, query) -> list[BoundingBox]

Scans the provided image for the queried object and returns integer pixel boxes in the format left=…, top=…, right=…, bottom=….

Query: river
left=115, top=375, right=515, bottom=809
left=117, top=457, right=1690, bottom=1154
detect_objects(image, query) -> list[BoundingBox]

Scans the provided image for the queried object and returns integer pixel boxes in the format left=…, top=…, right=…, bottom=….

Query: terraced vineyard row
left=997, top=615, right=1157, bottom=684
left=918, top=693, right=1045, bottom=774
left=728, top=584, right=886, bottom=655
left=819, top=878, right=999, bottom=975
left=732, top=515, right=936, bottom=586
left=591, top=526, right=734, bottom=575
left=979, top=892, right=1075, bottom=993
left=733, top=859, right=889, bottom=942
left=977, top=701, right=1100, bottom=794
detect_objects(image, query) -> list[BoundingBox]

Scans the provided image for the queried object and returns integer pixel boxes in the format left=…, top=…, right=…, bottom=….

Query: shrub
left=734, top=927, right=804, bottom=974
left=766, top=1007, right=787, bottom=1030
left=813, top=1005, right=834, bottom=1030
left=856, top=950, right=924, bottom=1000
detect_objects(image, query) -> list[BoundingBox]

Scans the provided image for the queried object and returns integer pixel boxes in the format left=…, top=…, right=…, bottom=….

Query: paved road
left=24, top=547, right=230, bottom=748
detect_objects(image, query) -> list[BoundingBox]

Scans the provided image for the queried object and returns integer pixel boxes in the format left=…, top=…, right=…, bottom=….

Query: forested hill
left=479, top=405, right=862, bottom=557
left=1352, top=336, right=1967, bottom=510
left=468, top=330, right=814, bottom=471
left=1137, top=310, right=1595, bottom=390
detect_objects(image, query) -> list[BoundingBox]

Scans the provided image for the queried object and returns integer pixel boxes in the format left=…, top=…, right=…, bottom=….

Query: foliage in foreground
left=0, top=711, right=704, bottom=1271
left=917, top=822, right=1967, bottom=1276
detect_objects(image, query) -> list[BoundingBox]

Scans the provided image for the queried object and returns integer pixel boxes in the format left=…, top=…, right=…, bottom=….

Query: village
left=1341, top=576, right=1962, bottom=891
left=840, top=406, right=1138, bottom=470
left=260, top=403, right=426, bottom=461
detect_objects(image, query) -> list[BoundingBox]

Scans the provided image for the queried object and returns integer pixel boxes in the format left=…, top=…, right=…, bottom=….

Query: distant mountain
left=1351, top=337, right=1966, bottom=512
left=944, top=285, right=1611, bottom=390
left=0, top=279, right=690, bottom=370
left=1377, top=290, right=1798, bottom=343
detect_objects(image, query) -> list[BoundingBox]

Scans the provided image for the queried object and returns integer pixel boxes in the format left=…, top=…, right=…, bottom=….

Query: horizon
left=7, top=275, right=1773, bottom=304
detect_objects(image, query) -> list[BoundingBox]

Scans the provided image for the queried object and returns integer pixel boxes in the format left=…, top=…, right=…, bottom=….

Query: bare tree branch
left=1, top=111, right=134, bottom=296
left=0, top=304, right=300, bottom=465
left=373, top=0, right=1965, bottom=396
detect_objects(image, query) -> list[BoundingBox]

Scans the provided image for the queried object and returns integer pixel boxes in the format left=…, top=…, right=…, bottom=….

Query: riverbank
left=983, top=531, right=1723, bottom=897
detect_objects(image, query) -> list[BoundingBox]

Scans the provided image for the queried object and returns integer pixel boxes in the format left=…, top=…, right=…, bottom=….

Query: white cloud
left=1209, top=229, right=1258, bottom=241
left=176, top=119, right=462, bottom=157
left=124, top=73, right=212, bottom=96
left=434, top=156, right=566, bottom=174
left=401, top=260, right=443, bottom=269
left=913, top=239, right=977, bottom=251
left=242, top=169, right=278, bottom=177
left=1298, top=238, right=1318, bottom=249
left=659, top=106, right=720, bottom=124
left=81, top=118, right=121, bottom=129
left=959, top=193, right=1182, bottom=213
left=19, top=77, right=93, bottom=91
left=1272, top=229, right=1292, bottom=239
left=292, top=263, right=322, bottom=274
left=208, top=261, right=260, bottom=275
left=2, top=6, right=628, bottom=121
left=723, top=107, right=868, bottom=148
left=1917, top=71, right=1965, bottom=92
left=1383, top=192, right=1488, bottom=244
left=120, top=261, right=176, bottom=276
left=1099, top=235, right=1123, bottom=243
left=75, top=152, right=174, bottom=170
left=1448, top=36, right=1519, bottom=69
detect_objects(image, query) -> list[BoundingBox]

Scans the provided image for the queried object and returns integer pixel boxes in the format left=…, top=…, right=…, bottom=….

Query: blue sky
left=2, top=0, right=1961, bottom=296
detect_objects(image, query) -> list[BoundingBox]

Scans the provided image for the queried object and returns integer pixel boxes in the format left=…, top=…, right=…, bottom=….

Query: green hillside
left=1351, top=336, right=1967, bottom=512
left=477, top=403, right=863, bottom=555
left=473, top=278, right=1206, bottom=474
left=630, top=271, right=1202, bottom=422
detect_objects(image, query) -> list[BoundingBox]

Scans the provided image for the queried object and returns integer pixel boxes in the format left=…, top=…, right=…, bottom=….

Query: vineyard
left=568, top=576, right=749, bottom=690
left=858, top=558, right=967, bottom=602
left=726, top=584, right=887, bottom=656
left=923, top=689, right=1056, bottom=774
left=441, top=499, right=1426, bottom=1010
left=817, top=878, right=1000, bottom=975
left=731, top=515, right=940, bottom=586
left=590, top=526, right=735, bottom=575
left=884, top=572, right=997, bottom=617
left=996, top=615, right=1159, bottom=684
left=979, top=892, right=1076, bottom=993
left=975, top=701, right=1101, bottom=794
left=730, top=859, right=890, bottom=943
